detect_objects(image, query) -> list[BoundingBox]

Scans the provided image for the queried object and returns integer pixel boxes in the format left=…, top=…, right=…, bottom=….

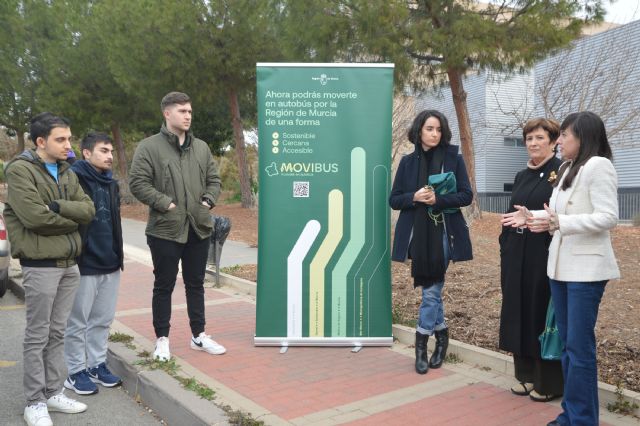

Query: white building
left=415, top=19, right=640, bottom=219
left=534, top=19, right=640, bottom=188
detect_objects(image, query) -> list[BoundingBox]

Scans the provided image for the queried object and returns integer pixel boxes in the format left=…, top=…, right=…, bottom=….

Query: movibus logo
left=280, top=162, right=339, bottom=173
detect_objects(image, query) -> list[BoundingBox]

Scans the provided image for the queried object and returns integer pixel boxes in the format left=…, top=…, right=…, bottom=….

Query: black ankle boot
left=429, top=328, right=449, bottom=369
left=415, top=332, right=429, bottom=374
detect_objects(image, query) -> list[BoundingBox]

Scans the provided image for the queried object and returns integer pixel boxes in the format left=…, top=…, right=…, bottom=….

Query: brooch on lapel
left=547, top=171, right=557, bottom=183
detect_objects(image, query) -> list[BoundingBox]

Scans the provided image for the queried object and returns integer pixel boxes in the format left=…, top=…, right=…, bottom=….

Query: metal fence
left=478, top=187, right=640, bottom=221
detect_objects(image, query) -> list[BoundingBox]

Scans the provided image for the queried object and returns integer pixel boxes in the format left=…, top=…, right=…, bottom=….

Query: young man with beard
left=4, top=113, right=95, bottom=426
left=63, top=132, right=124, bottom=395
left=129, top=92, right=224, bottom=361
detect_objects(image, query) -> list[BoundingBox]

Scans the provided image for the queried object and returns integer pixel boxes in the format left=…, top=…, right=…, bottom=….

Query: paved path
left=122, top=218, right=257, bottom=268
left=111, top=232, right=634, bottom=425
left=0, top=290, right=161, bottom=426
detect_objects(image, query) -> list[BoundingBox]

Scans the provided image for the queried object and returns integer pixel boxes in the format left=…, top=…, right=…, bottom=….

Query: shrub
left=216, top=145, right=258, bottom=205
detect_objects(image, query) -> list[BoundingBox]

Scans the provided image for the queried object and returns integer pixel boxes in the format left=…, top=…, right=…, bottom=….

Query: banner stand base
left=254, top=337, right=393, bottom=348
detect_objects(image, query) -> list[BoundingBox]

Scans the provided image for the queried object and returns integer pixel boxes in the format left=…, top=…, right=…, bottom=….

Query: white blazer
left=533, top=156, right=620, bottom=282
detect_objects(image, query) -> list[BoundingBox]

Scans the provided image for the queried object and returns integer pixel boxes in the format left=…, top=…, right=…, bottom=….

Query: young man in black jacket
left=63, top=132, right=124, bottom=395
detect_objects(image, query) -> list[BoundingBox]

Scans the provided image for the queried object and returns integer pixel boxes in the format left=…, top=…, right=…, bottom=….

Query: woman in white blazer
left=503, top=111, right=619, bottom=426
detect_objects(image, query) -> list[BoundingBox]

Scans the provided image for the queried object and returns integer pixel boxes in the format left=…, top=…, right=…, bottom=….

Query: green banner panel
left=255, top=63, right=394, bottom=346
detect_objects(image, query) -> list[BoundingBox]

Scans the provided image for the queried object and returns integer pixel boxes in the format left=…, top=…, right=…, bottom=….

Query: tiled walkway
left=112, top=256, right=624, bottom=425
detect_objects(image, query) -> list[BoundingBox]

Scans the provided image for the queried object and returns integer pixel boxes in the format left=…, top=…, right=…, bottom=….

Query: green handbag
left=426, top=172, right=459, bottom=224
left=539, top=299, right=564, bottom=360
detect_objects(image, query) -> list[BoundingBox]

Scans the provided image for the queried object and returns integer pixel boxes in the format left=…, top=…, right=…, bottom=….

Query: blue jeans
left=416, top=232, right=450, bottom=336
left=549, top=279, right=607, bottom=426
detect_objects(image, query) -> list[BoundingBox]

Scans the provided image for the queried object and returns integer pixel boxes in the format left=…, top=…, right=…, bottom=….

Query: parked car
left=0, top=210, right=10, bottom=297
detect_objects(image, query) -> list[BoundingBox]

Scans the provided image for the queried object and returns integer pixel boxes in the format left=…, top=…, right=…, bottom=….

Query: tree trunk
left=16, top=130, right=25, bottom=155
left=111, top=121, right=128, bottom=180
left=227, top=88, right=253, bottom=208
left=447, top=68, right=481, bottom=219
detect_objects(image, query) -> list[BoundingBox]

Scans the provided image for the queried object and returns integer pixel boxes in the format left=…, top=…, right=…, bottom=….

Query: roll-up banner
left=255, top=63, right=394, bottom=347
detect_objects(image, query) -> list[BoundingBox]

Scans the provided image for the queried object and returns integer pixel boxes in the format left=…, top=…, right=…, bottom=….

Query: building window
left=503, top=136, right=524, bottom=147
left=504, top=183, right=513, bottom=192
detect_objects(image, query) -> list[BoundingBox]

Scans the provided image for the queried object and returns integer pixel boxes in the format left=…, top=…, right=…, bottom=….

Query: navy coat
left=389, top=144, right=473, bottom=262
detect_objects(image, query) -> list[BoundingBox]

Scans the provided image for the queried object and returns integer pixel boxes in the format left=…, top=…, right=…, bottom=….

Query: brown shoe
left=510, top=382, right=534, bottom=396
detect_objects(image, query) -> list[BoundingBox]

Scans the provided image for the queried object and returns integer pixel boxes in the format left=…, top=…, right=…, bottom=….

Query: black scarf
left=411, top=145, right=445, bottom=288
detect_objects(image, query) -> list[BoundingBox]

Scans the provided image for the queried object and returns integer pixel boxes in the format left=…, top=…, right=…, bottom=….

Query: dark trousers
left=147, top=227, right=209, bottom=338
left=514, top=354, right=564, bottom=395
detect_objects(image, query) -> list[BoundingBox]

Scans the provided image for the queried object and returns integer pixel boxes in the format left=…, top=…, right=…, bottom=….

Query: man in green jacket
left=4, top=113, right=96, bottom=426
left=129, top=92, right=224, bottom=362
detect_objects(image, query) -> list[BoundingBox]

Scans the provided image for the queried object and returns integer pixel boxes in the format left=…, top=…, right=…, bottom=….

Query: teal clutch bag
left=539, top=299, right=564, bottom=360
left=426, top=172, right=459, bottom=224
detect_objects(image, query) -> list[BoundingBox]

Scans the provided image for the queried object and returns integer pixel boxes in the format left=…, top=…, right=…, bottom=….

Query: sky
left=606, top=0, right=640, bottom=24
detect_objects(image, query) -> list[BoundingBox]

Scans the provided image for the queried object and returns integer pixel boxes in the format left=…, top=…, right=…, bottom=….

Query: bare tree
left=391, top=94, right=416, bottom=169
left=537, top=29, right=640, bottom=144
left=490, top=72, right=536, bottom=138
left=390, top=94, right=416, bottom=227
left=493, top=25, right=640, bottom=145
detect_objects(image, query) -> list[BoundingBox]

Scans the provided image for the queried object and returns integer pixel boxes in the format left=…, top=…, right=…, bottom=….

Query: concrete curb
left=207, top=269, right=257, bottom=297
left=107, top=342, right=230, bottom=426
left=391, top=324, right=640, bottom=417
left=391, top=323, right=516, bottom=375
left=217, top=271, right=640, bottom=418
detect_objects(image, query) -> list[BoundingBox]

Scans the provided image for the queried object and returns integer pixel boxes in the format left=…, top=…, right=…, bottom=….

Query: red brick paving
left=118, top=298, right=451, bottom=420
left=115, top=258, right=615, bottom=425
left=117, top=260, right=453, bottom=420
left=345, top=383, right=612, bottom=426
left=116, top=261, right=229, bottom=312
left=345, top=383, right=562, bottom=426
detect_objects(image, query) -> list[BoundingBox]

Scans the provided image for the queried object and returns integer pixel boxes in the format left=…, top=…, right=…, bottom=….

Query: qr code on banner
left=293, top=181, right=310, bottom=198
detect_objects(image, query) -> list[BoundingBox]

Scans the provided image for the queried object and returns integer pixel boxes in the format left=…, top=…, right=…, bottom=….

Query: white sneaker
left=46, top=391, right=87, bottom=413
left=24, top=402, right=52, bottom=426
left=154, top=336, right=171, bottom=361
left=191, top=332, right=226, bottom=355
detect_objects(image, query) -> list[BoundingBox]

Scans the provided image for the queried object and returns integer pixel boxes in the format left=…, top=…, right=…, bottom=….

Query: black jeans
left=147, top=227, right=209, bottom=338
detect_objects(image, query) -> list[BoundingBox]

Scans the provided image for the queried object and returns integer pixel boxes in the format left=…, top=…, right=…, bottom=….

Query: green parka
left=129, top=125, right=221, bottom=243
left=3, top=149, right=96, bottom=266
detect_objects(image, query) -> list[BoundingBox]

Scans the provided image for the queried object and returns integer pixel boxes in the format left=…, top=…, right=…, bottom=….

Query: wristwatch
left=202, top=198, right=214, bottom=209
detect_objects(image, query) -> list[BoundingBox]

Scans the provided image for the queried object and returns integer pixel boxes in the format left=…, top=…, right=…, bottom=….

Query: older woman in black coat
left=390, top=110, right=473, bottom=375
left=499, top=118, right=563, bottom=402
